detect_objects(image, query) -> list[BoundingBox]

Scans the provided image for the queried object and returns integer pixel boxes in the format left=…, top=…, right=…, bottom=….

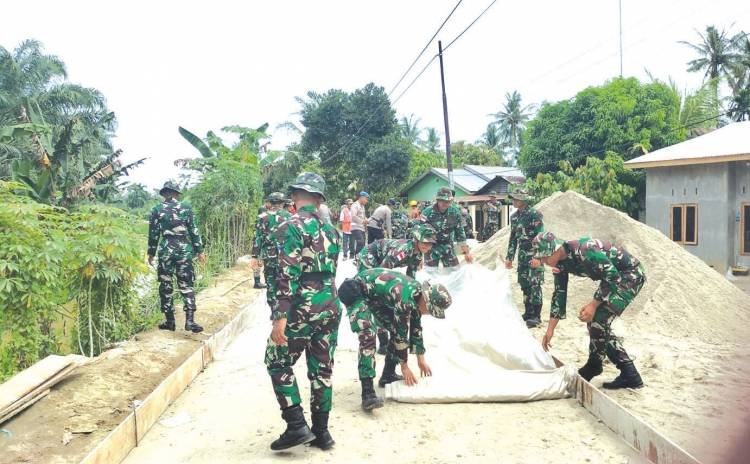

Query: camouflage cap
left=508, top=188, right=532, bottom=202
left=532, top=232, right=564, bottom=258
left=412, top=224, right=437, bottom=244
left=436, top=187, right=453, bottom=201
left=266, top=191, right=287, bottom=203
left=420, top=281, right=451, bottom=319
left=159, top=180, right=181, bottom=196
left=288, top=172, right=326, bottom=200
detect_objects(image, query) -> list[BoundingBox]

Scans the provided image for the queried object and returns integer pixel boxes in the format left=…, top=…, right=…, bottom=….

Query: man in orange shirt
left=340, top=199, right=353, bottom=260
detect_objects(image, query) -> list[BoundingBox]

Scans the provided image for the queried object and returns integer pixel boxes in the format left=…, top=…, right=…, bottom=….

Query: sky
left=2, top=0, right=749, bottom=189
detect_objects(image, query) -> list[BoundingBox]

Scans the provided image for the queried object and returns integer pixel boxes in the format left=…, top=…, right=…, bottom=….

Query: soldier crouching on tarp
left=338, top=269, right=452, bottom=411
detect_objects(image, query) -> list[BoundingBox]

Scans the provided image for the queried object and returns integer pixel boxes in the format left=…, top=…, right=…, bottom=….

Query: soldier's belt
left=299, top=271, right=334, bottom=282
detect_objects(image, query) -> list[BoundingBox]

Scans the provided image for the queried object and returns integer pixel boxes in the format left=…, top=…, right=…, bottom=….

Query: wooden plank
left=0, top=355, right=81, bottom=412
left=134, top=348, right=204, bottom=442
left=570, top=376, right=702, bottom=464
left=79, top=412, right=136, bottom=464
left=0, top=390, right=49, bottom=424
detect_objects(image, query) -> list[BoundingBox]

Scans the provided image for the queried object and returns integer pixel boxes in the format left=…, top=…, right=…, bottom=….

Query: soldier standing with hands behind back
left=504, top=188, right=545, bottom=328
left=148, top=181, right=206, bottom=333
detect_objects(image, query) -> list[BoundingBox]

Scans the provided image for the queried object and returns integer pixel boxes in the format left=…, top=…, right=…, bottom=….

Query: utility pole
left=619, top=0, right=623, bottom=77
left=438, top=40, right=454, bottom=189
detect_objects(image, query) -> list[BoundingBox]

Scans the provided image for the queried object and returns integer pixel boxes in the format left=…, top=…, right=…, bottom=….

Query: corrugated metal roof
left=463, top=165, right=525, bottom=181
left=432, top=168, right=487, bottom=192
left=625, top=121, right=750, bottom=168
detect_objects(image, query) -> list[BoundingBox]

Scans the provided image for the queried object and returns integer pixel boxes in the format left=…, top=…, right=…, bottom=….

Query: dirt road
left=123, top=300, right=642, bottom=464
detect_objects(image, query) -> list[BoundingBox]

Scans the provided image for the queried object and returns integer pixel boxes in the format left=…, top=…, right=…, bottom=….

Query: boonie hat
left=288, top=172, right=327, bottom=200
left=420, top=281, right=451, bottom=319
left=159, top=180, right=181, bottom=196
left=435, top=187, right=453, bottom=201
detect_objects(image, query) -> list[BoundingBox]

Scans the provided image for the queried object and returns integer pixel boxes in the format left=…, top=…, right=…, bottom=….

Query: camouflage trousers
left=481, top=223, right=498, bottom=241
left=264, top=280, right=342, bottom=413
left=347, top=301, right=395, bottom=378
left=588, top=267, right=645, bottom=364
left=262, top=259, right=280, bottom=318
left=157, top=255, right=196, bottom=314
left=518, top=262, right=544, bottom=308
left=424, top=242, right=459, bottom=268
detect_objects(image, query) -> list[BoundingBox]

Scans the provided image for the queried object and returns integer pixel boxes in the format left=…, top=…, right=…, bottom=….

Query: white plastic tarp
left=335, top=259, right=574, bottom=403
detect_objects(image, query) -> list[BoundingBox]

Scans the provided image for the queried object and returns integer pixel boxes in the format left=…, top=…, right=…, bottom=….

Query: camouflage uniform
left=538, top=235, right=645, bottom=365
left=420, top=189, right=467, bottom=268
left=357, top=239, right=423, bottom=278
left=506, top=204, right=545, bottom=321
left=148, top=195, right=204, bottom=317
left=346, top=269, right=425, bottom=378
left=252, top=198, right=292, bottom=318
left=391, top=209, right=409, bottom=239
left=481, top=202, right=499, bottom=241
left=460, top=206, right=474, bottom=239
left=264, top=185, right=342, bottom=414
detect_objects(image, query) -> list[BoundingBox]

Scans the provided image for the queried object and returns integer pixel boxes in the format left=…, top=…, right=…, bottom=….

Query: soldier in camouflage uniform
left=251, top=192, right=292, bottom=317
left=460, top=205, right=474, bottom=239
left=356, top=224, right=438, bottom=355
left=504, top=189, right=545, bottom=328
left=390, top=203, right=409, bottom=239
left=480, top=200, right=500, bottom=241
left=148, top=181, right=206, bottom=333
left=420, top=187, right=473, bottom=268
left=252, top=206, right=268, bottom=289
left=532, top=232, right=645, bottom=390
left=337, top=268, right=452, bottom=411
left=264, top=172, right=342, bottom=451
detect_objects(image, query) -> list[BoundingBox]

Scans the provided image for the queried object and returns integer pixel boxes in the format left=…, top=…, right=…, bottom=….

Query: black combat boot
left=602, top=361, right=644, bottom=389
left=254, top=276, right=267, bottom=289
left=376, top=332, right=389, bottom=355
left=158, top=311, right=176, bottom=331
left=184, top=310, right=204, bottom=333
left=270, top=405, right=316, bottom=451
left=525, top=304, right=542, bottom=328
left=577, top=356, right=603, bottom=381
left=378, top=359, right=404, bottom=388
left=360, top=378, right=384, bottom=411
left=309, top=411, right=335, bottom=450
left=520, top=302, right=531, bottom=321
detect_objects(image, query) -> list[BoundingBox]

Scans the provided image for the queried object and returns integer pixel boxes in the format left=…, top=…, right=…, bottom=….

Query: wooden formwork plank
left=571, top=376, right=702, bottom=464
left=79, top=413, right=136, bottom=464
left=134, top=348, right=204, bottom=443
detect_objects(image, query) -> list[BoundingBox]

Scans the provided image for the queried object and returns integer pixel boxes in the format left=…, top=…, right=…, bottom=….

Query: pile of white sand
left=472, top=191, right=750, bottom=463
left=474, top=190, right=750, bottom=343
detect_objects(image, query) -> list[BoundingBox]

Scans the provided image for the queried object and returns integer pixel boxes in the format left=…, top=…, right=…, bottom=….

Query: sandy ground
left=123, top=299, right=643, bottom=464
left=472, top=192, right=750, bottom=464
left=0, top=266, right=257, bottom=464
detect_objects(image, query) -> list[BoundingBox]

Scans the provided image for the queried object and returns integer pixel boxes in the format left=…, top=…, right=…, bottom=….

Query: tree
left=407, top=149, right=445, bottom=183
left=521, top=152, right=641, bottom=217
left=728, top=34, right=750, bottom=121
left=679, top=26, right=744, bottom=84
left=0, top=39, right=138, bottom=204
left=451, top=141, right=503, bottom=167
left=421, top=127, right=441, bottom=154
left=123, top=183, right=152, bottom=209
left=519, top=77, right=684, bottom=178
left=399, top=114, right=422, bottom=145
left=297, top=83, right=398, bottom=203
left=477, top=123, right=502, bottom=153
left=361, top=134, right=412, bottom=202
left=489, top=90, right=533, bottom=165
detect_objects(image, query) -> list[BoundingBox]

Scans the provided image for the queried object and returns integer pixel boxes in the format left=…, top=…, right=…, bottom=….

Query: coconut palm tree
left=478, top=123, right=502, bottom=153
left=489, top=91, right=534, bottom=165
left=0, top=39, right=135, bottom=203
left=421, top=127, right=441, bottom=153
left=399, top=114, right=422, bottom=145
left=679, top=25, right=744, bottom=103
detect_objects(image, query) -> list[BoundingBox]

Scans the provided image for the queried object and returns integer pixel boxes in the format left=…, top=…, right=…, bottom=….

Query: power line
left=320, top=1, right=464, bottom=166
left=442, top=0, right=499, bottom=52
left=388, top=0, right=463, bottom=97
